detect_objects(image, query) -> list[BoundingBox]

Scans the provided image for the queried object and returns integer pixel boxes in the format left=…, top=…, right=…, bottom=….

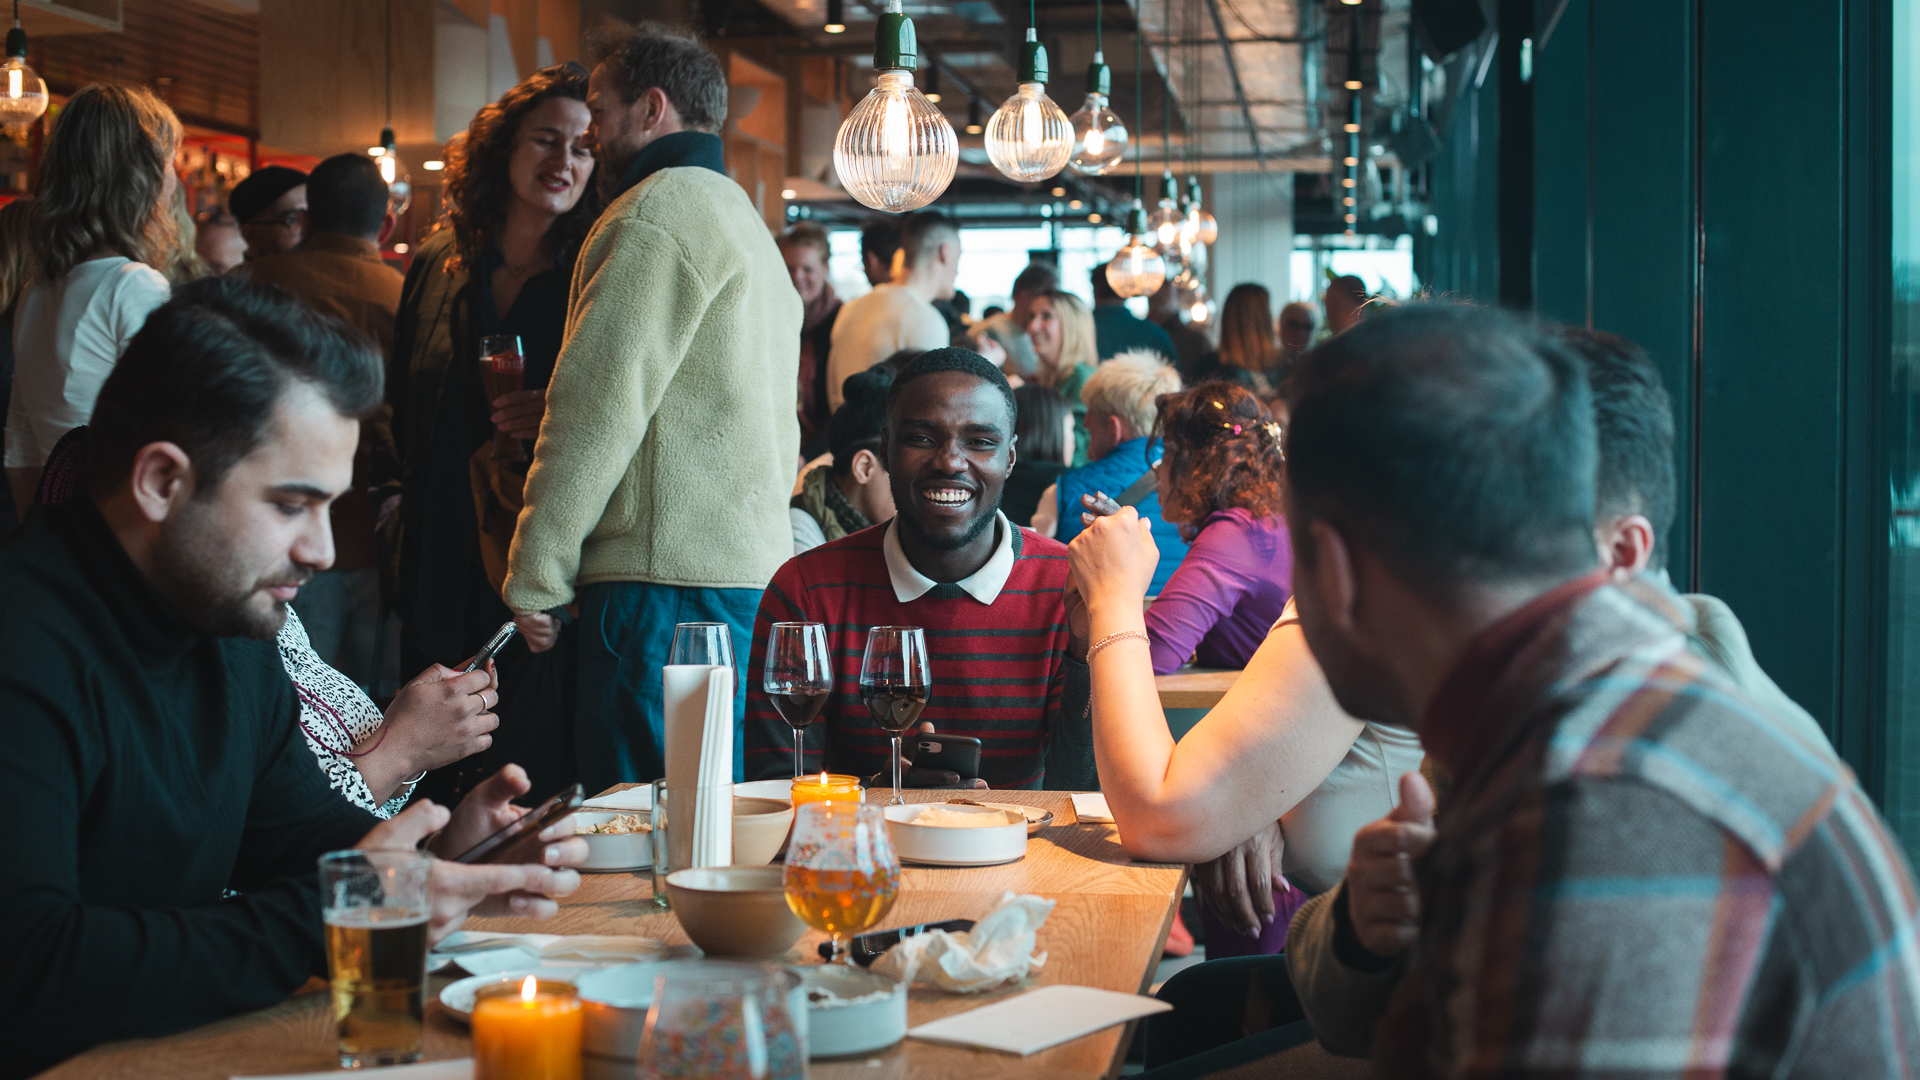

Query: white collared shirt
left=881, top=512, right=1016, bottom=605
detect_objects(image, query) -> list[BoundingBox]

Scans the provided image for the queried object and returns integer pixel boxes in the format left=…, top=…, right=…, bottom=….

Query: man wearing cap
left=228, top=164, right=307, bottom=261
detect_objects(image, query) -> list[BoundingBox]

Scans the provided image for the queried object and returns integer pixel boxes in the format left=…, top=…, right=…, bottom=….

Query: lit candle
left=789, top=772, right=863, bottom=808
left=472, top=975, right=583, bottom=1080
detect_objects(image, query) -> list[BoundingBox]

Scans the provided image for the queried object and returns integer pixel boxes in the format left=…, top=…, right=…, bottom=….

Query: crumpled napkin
left=872, top=891, right=1056, bottom=992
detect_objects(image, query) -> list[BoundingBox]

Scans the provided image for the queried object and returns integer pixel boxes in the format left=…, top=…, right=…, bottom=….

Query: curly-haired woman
left=1138, top=381, right=1293, bottom=674
left=390, top=63, right=598, bottom=800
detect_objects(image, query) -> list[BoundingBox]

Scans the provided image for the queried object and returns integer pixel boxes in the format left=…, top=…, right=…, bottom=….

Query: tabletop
left=44, top=788, right=1186, bottom=1080
left=1154, top=667, right=1241, bottom=710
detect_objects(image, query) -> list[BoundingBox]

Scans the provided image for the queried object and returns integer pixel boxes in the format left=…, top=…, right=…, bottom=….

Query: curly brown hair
left=442, top=63, right=599, bottom=271
left=1152, top=380, right=1287, bottom=529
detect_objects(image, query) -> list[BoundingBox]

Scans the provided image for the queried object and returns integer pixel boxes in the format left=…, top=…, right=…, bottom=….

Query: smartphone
left=462, top=620, right=519, bottom=673
left=911, top=735, right=982, bottom=780
left=819, top=919, right=977, bottom=966
left=451, top=783, right=585, bottom=864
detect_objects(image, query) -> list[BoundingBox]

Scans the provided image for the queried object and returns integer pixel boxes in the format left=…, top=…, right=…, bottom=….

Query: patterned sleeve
left=275, top=609, right=416, bottom=819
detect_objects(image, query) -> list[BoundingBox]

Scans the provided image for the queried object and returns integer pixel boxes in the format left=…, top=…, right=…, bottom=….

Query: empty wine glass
left=764, top=622, right=832, bottom=778
left=858, top=626, right=930, bottom=806
left=783, top=801, right=901, bottom=966
left=669, top=622, right=734, bottom=670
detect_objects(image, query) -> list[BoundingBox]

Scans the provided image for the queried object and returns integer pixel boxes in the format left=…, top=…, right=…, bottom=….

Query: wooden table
left=45, top=789, right=1185, bottom=1080
left=1155, top=667, right=1241, bottom=710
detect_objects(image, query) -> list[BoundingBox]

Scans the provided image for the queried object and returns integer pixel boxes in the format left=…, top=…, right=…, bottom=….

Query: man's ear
left=127, top=442, right=194, bottom=524
left=850, top=447, right=883, bottom=484
left=1006, top=431, right=1018, bottom=470
left=1596, top=513, right=1656, bottom=577
left=1306, top=518, right=1359, bottom=633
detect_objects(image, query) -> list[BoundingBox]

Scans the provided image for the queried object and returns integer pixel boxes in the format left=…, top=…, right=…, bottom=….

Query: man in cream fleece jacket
left=504, top=25, right=802, bottom=789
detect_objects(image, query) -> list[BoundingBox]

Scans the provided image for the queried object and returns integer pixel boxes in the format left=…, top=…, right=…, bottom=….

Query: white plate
left=732, top=778, right=802, bottom=801
left=582, top=787, right=652, bottom=812
left=971, top=801, right=1054, bottom=835
left=883, top=803, right=1028, bottom=867
left=439, top=968, right=581, bottom=1022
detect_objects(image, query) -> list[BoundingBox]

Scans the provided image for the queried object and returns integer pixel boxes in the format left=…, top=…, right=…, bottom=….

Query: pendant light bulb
left=1, top=13, right=47, bottom=130
left=834, top=0, right=956, bottom=212
left=1179, top=176, right=1217, bottom=247
left=1148, top=173, right=1183, bottom=250
left=985, top=29, right=1072, bottom=182
left=823, top=0, right=845, bottom=32
left=1105, top=202, right=1167, bottom=299
left=1066, top=54, right=1126, bottom=176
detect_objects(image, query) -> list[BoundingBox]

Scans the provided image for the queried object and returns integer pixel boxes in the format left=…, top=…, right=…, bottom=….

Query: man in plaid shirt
left=1279, top=306, right=1920, bottom=1077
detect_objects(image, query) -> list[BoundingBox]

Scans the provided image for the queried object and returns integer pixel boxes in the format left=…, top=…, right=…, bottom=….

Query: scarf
left=791, top=465, right=871, bottom=545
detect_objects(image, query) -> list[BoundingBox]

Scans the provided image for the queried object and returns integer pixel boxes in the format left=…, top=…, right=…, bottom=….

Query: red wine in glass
left=479, top=334, right=526, bottom=463
left=764, top=622, right=832, bottom=778
left=858, top=627, right=930, bottom=805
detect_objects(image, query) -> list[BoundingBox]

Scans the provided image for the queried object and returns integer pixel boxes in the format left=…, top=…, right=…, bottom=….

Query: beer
left=479, top=334, right=526, bottom=463
left=326, top=907, right=429, bottom=1067
left=783, top=864, right=899, bottom=937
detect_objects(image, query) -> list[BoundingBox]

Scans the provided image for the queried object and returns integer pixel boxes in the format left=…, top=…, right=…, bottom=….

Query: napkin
left=234, top=1060, right=471, bottom=1079
left=871, top=891, right=1055, bottom=992
left=582, top=786, right=652, bottom=812
left=433, top=932, right=663, bottom=975
left=662, top=664, right=734, bottom=869
left=1070, top=792, right=1114, bottom=823
left=906, top=985, right=1171, bottom=1056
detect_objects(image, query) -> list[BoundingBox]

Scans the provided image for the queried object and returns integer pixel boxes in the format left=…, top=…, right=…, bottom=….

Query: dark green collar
left=616, top=131, right=726, bottom=198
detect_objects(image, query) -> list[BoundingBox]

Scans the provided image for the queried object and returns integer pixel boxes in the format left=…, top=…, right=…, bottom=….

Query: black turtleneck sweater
left=0, top=499, right=378, bottom=1078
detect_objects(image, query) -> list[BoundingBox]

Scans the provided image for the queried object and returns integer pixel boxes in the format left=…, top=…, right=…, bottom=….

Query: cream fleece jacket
left=503, top=166, right=802, bottom=611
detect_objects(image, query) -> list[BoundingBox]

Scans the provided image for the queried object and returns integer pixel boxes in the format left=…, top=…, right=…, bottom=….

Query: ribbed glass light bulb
left=377, top=153, right=413, bottom=216
left=1067, top=92, right=1126, bottom=176
left=835, top=69, right=957, bottom=213
left=0, top=54, right=46, bottom=129
left=1149, top=196, right=1183, bottom=250
left=1180, top=203, right=1218, bottom=247
left=985, top=81, right=1072, bottom=182
left=1105, top=202, right=1166, bottom=298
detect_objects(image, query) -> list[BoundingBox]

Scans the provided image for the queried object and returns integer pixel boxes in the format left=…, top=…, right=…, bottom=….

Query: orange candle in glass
left=472, top=976, right=582, bottom=1080
left=789, top=773, right=863, bottom=808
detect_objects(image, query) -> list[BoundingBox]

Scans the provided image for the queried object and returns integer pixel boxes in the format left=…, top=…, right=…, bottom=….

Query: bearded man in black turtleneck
left=0, top=277, right=588, bottom=1078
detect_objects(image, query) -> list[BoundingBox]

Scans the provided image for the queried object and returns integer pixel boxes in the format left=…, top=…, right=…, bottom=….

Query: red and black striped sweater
left=744, top=521, right=1092, bottom=789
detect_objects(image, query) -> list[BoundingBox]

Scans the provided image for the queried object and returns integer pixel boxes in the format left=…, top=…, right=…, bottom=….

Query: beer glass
left=319, top=850, right=433, bottom=1068
left=764, top=622, right=832, bottom=778
left=857, top=627, right=929, bottom=805
left=479, top=333, right=526, bottom=463
left=783, top=801, right=899, bottom=965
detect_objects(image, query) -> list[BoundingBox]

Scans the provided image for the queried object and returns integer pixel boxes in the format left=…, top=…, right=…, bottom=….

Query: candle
left=472, top=976, right=582, bottom=1080
left=789, top=772, right=862, bottom=808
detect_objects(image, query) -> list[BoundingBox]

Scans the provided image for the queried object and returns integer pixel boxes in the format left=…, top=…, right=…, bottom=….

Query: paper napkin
left=234, top=1059, right=472, bottom=1079
left=872, top=891, right=1054, bottom=992
left=906, top=985, right=1171, bottom=1056
left=1070, top=792, right=1114, bottom=823
left=582, top=786, right=652, bottom=812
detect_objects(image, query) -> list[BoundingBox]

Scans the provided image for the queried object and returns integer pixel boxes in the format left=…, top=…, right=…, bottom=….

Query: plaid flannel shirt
left=1291, top=572, right=1920, bottom=1078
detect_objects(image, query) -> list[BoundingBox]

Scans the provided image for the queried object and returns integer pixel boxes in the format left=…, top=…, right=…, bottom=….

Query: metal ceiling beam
left=1199, top=0, right=1264, bottom=166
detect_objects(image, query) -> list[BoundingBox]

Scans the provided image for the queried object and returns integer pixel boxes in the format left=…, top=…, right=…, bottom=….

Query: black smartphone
left=911, top=735, right=982, bottom=780
left=461, top=620, right=519, bottom=674
left=819, top=919, right=977, bottom=966
left=451, top=783, right=584, bottom=864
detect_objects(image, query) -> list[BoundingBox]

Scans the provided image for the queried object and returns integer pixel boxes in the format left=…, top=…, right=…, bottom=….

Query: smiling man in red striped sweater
left=745, top=349, right=1094, bottom=789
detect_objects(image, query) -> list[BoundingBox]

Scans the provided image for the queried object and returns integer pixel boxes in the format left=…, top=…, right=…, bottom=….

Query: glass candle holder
left=789, top=773, right=863, bottom=809
left=472, top=976, right=583, bottom=1080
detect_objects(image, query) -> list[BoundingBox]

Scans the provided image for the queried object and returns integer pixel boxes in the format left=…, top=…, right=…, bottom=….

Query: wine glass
left=764, top=622, right=832, bottom=778
left=477, top=334, right=526, bottom=463
left=783, top=801, right=901, bottom=966
left=858, top=626, right=930, bottom=806
left=669, top=622, right=735, bottom=670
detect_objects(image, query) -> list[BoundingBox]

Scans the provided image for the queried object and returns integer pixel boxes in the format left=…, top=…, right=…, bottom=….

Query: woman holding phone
left=389, top=64, right=600, bottom=802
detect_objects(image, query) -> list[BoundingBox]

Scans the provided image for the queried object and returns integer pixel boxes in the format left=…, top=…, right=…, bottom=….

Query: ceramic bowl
left=801, top=965, right=906, bottom=1058
left=664, top=866, right=808, bottom=959
left=882, top=802, right=1028, bottom=866
left=573, top=811, right=652, bottom=870
left=731, top=797, right=794, bottom=866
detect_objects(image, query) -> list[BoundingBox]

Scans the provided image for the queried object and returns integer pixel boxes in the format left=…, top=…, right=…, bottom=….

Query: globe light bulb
left=1179, top=179, right=1218, bottom=247
left=1104, top=202, right=1166, bottom=298
left=985, top=29, right=1072, bottom=183
left=1066, top=55, right=1126, bottom=176
left=0, top=23, right=47, bottom=130
left=833, top=0, right=957, bottom=213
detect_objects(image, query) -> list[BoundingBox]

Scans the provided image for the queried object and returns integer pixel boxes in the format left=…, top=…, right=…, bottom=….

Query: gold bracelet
left=1086, top=629, right=1149, bottom=662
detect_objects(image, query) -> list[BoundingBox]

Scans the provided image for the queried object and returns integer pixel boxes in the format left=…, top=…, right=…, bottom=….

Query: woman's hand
left=1067, top=506, right=1159, bottom=617
left=515, top=612, right=559, bottom=653
left=491, top=388, right=547, bottom=442
left=1192, top=819, right=1288, bottom=939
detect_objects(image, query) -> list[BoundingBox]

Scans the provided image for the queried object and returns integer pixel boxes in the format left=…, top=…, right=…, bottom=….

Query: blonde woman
left=1024, top=288, right=1099, bottom=466
left=6, top=85, right=180, bottom=509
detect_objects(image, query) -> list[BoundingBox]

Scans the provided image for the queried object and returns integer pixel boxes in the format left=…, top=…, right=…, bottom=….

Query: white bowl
left=573, top=811, right=652, bottom=870
left=882, top=803, right=1028, bottom=866
left=801, top=965, right=906, bottom=1058
left=731, top=797, right=795, bottom=866
left=733, top=778, right=803, bottom=801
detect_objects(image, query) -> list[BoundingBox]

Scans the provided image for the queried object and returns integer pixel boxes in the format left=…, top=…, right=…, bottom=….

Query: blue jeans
left=574, top=581, right=761, bottom=792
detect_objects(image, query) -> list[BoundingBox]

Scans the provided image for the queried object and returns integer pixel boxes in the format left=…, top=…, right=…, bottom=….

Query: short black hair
left=1563, top=328, right=1676, bottom=570
left=1012, top=262, right=1059, bottom=298
left=886, top=347, right=1018, bottom=433
left=1013, top=383, right=1069, bottom=464
left=584, top=23, right=728, bottom=131
left=86, top=276, right=385, bottom=497
left=831, top=367, right=893, bottom=477
left=1285, top=304, right=1599, bottom=592
left=305, top=154, right=389, bottom=238
left=861, top=219, right=900, bottom=268
left=1090, top=261, right=1119, bottom=301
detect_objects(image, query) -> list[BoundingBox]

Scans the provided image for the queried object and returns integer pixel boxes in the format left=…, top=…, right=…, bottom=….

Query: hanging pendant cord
left=1133, top=0, right=1143, bottom=201
left=384, top=0, right=393, bottom=128
left=1162, top=0, right=1172, bottom=176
